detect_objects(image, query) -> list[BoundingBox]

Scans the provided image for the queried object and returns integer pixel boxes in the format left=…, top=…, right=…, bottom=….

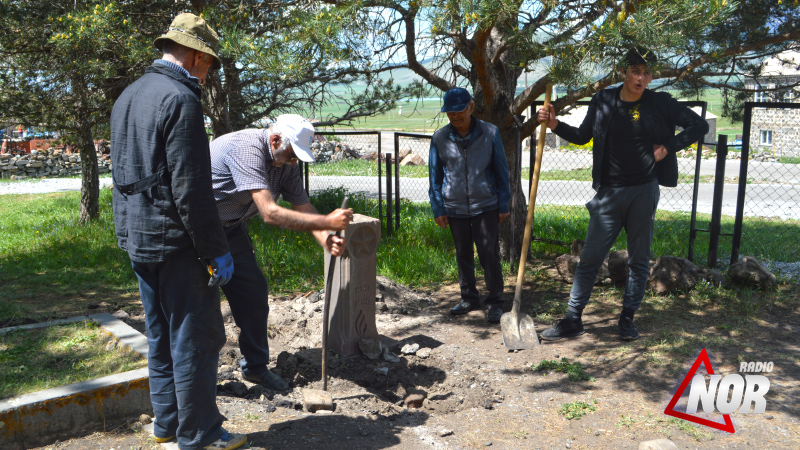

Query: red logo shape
left=664, top=348, right=735, bottom=433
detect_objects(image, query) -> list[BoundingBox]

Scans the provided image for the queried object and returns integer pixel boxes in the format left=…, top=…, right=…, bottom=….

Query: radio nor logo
left=664, top=348, right=771, bottom=433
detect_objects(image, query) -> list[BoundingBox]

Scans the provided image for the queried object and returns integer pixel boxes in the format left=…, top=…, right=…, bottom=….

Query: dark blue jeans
left=132, top=248, right=226, bottom=450
left=221, top=222, right=271, bottom=373
left=449, top=210, right=504, bottom=306
left=568, top=180, right=660, bottom=312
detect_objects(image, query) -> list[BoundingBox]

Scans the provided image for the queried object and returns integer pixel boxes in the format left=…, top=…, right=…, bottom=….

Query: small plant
left=244, top=413, right=260, bottom=421
left=558, top=400, right=597, bottom=420
left=666, top=417, right=711, bottom=441
left=616, top=414, right=636, bottom=428
left=533, top=358, right=595, bottom=381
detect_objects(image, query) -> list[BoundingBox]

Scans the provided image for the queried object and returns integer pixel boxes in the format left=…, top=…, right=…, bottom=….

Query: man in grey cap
left=209, top=114, right=353, bottom=390
left=428, top=88, right=511, bottom=324
left=111, top=12, right=245, bottom=450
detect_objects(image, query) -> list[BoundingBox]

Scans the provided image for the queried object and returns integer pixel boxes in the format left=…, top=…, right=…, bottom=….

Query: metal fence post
left=687, top=104, right=708, bottom=262
left=707, top=135, right=728, bottom=268
left=731, top=103, right=753, bottom=265
left=385, top=150, right=393, bottom=237
left=394, top=136, right=400, bottom=232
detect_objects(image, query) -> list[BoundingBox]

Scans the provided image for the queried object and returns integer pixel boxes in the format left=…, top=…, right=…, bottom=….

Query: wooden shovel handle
left=512, top=84, right=552, bottom=311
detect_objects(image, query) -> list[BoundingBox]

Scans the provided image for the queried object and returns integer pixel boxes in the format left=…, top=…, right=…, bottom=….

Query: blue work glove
left=206, top=252, right=234, bottom=287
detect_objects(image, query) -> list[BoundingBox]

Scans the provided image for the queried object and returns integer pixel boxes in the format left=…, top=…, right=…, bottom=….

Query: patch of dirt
left=32, top=271, right=800, bottom=450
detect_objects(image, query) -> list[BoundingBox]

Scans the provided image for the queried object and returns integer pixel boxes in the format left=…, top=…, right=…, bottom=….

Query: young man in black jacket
left=537, top=47, right=708, bottom=341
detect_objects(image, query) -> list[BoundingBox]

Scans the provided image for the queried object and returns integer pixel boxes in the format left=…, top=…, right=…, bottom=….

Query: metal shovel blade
left=500, top=309, right=539, bottom=350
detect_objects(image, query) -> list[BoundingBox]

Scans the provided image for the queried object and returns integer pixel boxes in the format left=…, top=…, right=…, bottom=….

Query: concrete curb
left=0, top=313, right=152, bottom=449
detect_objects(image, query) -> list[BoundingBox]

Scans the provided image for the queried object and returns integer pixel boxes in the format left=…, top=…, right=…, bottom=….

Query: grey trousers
left=568, top=180, right=660, bottom=312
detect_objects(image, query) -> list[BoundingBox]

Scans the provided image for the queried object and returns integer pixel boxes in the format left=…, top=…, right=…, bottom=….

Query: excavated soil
left=32, top=274, right=800, bottom=450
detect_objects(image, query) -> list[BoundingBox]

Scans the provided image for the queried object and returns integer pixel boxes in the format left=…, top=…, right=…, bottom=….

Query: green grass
left=0, top=320, right=146, bottom=399
left=533, top=358, right=595, bottom=382
left=558, top=400, right=597, bottom=420
left=308, top=159, right=429, bottom=178
left=780, top=156, right=800, bottom=165
left=1, top=185, right=797, bottom=328
left=309, top=98, right=447, bottom=133
left=527, top=204, right=800, bottom=264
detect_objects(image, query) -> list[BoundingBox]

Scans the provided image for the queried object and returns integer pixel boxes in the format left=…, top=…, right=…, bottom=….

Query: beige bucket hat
left=154, top=13, right=221, bottom=70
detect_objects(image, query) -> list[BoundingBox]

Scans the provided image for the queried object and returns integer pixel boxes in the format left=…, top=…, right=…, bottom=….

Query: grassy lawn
left=0, top=320, right=146, bottom=399
left=1, top=186, right=797, bottom=328
left=0, top=186, right=797, bottom=410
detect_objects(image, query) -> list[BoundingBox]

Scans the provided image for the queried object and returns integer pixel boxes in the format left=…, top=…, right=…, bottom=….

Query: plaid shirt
left=210, top=128, right=309, bottom=227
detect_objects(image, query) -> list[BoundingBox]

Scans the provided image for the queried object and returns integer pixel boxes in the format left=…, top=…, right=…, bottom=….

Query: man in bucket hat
left=428, top=88, right=511, bottom=324
left=208, top=115, right=353, bottom=391
left=111, top=13, right=245, bottom=450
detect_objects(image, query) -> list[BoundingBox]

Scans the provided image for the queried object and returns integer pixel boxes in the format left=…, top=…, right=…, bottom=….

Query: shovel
left=501, top=84, right=552, bottom=350
left=321, top=196, right=348, bottom=390
left=302, top=197, right=348, bottom=413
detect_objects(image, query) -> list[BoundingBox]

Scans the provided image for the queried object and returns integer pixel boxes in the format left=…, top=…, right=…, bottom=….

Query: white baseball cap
left=275, top=114, right=316, bottom=163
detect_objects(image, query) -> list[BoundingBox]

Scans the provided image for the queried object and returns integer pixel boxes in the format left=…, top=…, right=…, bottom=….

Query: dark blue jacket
left=554, top=86, right=709, bottom=190
left=110, top=64, right=228, bottom=262
left=429, top=117, right=511, bottom=218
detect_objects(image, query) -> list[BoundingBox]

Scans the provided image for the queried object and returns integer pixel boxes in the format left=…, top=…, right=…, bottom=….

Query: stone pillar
left=325, top=214, right=380, bottom=356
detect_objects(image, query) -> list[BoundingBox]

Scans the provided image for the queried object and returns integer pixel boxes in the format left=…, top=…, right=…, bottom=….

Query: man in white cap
left=209, top=114, right=354, bottom=390
left=111, top=12, right=245, bottom=450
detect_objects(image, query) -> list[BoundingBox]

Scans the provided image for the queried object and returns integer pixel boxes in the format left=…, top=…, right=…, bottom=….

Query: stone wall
left=0, top=147, right=111, bottom=180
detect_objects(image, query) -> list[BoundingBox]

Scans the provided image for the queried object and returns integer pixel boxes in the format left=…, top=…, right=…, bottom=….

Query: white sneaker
left=204, top=429, right=246, bottom=450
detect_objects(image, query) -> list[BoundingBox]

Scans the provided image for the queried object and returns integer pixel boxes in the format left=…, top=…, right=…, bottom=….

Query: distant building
left=744, top=51, right=800, bottom=158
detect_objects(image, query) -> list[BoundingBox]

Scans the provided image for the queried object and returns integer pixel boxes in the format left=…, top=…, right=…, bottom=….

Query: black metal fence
left=731, top=102, right=800, bottom=264
left=305, top=102, right=800, bottom=270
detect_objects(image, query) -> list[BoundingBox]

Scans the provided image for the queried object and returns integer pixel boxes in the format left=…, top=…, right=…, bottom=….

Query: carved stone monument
left=325, top=214, right=381, bottom=356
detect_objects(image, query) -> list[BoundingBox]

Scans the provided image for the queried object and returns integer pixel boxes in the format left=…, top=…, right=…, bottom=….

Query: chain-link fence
left=300, top=130, right=382, bottom=219
left=733, top=102, right=800, bottom=264
left=394, top=132, right=433, bottom=204
left=530, top=100, right=710, bottom=256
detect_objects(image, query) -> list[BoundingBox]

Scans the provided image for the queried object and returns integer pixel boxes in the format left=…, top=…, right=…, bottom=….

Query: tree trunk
left=77, top=123, right=99, bottom=223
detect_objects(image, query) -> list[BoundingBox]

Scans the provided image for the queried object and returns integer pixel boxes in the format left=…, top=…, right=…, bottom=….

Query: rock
left=570, top=239, right=584, bottom=256
left=728, top=256, right=777, bottom=289
left=382, top=346, right=400, bottom=363
left=555, top=254, right=579, bottom=283
left=638, top=438, right=679, bottom=450
left=403, top=391, right=427, bottom=408
left=416, top=347, right=432, bottom=358
left=272, top=394, right=299, bottom=410
left=276, top=351, right=298, bottom=371
left=555, top=254, right=609, bottom=284
left=397, top=148, right=412, bottom=160
left=374, top=367, right=389, bottom=376
left=607, top=250, right=629, bottom=286
left=359, top=338, right=382, bottom=359
left=400, top=343, right=420, bottom=355
left=438, top=428, right=453, bottom=437
left=647, top=256, right=701, bottom=295
left=699, top=267, right=726, bottom=287
left=400, top=154, right=425, bottom=166
left=218, top=380, right=249, bottom=397
left=139, top=414, right=152, bottom=424
left=302, top=388, right=334, bottom=413
left=111, top=309, right=129, bottom=319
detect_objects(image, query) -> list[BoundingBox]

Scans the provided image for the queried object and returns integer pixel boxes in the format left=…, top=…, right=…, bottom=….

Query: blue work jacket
left=429, top=117, right=511, bottom=218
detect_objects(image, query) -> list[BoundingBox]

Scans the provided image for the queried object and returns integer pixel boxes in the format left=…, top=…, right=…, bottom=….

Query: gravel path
left=0, top=177, right=114, bottom=195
